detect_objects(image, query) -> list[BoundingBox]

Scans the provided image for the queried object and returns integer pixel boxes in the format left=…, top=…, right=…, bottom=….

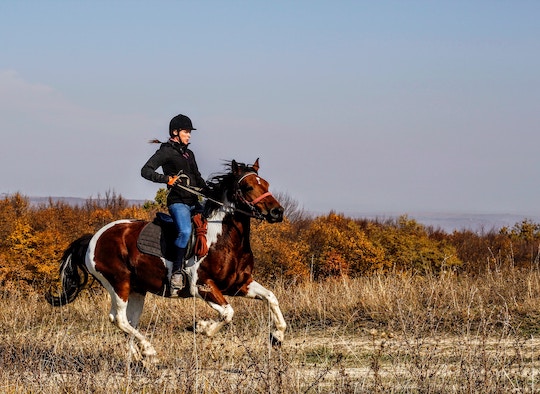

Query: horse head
left=232, top=158, right=284, bottom=223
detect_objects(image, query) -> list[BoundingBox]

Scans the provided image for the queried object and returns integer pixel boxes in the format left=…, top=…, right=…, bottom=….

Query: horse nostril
left=270, top=207, right=284, bottom=221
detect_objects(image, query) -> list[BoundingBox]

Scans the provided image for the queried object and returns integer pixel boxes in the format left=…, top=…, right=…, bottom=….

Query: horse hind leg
left=245, top=280, right=287, bottom=345
left=110, top=292, right=158, bottom=361
left=126, top=292, right=146, bottom=327
left=125, top=292, right=152, bottom=362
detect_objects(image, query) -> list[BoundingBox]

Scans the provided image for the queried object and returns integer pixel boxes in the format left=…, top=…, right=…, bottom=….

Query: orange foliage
left=0, top=193, right=150, bottom=286
left=319, top=250, right=349, bottom=278
left=362, top=215, right=461, bottom=273
left=300, top=213, right=388, bottom=279
left=2, top=192, right=539, bottom=290
left=251, top=219, right=310, bottom=283
left=452, top=219, right=540, bottom=273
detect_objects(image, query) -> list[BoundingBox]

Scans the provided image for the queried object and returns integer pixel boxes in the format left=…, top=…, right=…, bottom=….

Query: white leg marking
left=196, top=303, right=234, bottom=337
left=112, top=294, right=157, bottom=358
left=246, top=281, right=287, bottom=343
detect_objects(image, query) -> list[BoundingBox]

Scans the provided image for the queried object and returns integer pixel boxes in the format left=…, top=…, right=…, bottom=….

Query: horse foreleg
left=196, top=302, right=234, bottom=337
left=110, top=293, right=157, bottom=361
left=195, top=282, right=234, bottom=337
left=245, top=280, right=287, bottom=345
left=126, top=292, right=146, bottom=327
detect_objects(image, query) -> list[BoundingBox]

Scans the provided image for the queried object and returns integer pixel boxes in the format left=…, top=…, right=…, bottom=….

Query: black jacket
left=141, top=141, right=206, bottom=206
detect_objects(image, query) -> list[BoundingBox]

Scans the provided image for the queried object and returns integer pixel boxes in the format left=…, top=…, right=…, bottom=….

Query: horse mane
left=204, top=160, right=256, bottom=217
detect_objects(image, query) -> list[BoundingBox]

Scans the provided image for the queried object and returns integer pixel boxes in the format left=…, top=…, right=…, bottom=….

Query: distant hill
left=29, top=196, right=148, bottom=207
left=349, top=212, right=540, bottom=233
left=411, top=212, right=540, bottom=233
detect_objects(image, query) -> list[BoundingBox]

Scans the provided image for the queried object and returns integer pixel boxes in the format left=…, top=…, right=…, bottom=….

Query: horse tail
left=45, top=233, right=93, bottom=306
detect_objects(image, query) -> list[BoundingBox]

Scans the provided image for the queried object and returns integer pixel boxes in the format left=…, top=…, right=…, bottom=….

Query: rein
left=173, top=173, right=271, bottom=220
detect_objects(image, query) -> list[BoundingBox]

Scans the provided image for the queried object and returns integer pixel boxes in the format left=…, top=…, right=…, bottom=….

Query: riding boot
left=170, top=247, right=186, bottom=293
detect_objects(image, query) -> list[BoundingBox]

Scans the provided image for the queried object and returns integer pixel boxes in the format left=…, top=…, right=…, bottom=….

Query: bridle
left=173, top=171, right=274, bottom=220
left=235, top=172, right=273, bottom=218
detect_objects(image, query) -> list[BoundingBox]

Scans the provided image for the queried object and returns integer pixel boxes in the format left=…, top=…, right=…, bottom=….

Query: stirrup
left=170, top=272, right=185, bottom=291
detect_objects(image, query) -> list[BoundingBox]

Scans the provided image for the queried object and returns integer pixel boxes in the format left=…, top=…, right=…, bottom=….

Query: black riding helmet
left=169, top=114, right=196, bottom=137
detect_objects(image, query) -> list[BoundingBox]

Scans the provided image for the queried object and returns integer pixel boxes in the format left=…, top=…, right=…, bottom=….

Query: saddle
left=136, top=212, right=208, bottom=261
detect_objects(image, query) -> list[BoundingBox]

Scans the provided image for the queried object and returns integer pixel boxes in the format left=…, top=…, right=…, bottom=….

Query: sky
left=1, top=1, right=539, bottom=216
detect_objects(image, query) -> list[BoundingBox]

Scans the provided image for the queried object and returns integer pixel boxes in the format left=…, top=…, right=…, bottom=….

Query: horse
left=45, top=159, right=286, bottom=362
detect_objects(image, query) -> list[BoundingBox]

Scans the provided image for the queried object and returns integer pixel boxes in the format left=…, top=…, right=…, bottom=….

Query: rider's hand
left=167, top=176, right=180, bottom=186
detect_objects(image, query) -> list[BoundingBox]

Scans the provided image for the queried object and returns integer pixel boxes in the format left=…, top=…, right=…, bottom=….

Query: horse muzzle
left=266, top=206, right=284, bottom=223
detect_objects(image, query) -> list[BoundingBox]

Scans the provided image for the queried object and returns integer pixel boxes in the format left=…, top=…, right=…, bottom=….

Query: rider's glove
left=167, top=176, right=180, bottom=186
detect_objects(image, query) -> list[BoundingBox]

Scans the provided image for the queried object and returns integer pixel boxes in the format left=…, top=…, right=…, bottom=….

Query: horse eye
left=242, top=185, right=254, bottom=192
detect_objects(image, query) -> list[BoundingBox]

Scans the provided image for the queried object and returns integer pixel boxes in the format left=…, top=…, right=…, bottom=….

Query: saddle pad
left=137, top=221, right=165, bottom=258
left=136, top=213, right=205, bottom=260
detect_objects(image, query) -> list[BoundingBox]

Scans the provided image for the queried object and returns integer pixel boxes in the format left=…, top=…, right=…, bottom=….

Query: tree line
left=1, top=191, right=539, bottom=289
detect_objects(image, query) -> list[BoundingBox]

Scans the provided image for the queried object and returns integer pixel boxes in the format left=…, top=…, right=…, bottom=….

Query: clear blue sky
left=1, top=1, right=539, bottom=215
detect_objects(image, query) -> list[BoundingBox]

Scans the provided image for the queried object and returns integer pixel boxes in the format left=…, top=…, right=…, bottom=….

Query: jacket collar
left=168, top=139, right=189, bottom=153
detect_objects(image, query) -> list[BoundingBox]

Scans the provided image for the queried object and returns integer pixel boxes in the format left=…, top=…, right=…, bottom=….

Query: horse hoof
left=142, top=355, right=160, bottom=368
left=270, top=333, right=283, bottom=347
left=194, top=320, right=214, bottom=336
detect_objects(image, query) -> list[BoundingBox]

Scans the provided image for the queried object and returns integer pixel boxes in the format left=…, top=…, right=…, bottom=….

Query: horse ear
left=253, top=158, right=260, bottom=172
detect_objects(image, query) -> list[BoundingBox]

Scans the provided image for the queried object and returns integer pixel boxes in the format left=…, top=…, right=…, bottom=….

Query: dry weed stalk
left=1, top=267, right=539, bottom=393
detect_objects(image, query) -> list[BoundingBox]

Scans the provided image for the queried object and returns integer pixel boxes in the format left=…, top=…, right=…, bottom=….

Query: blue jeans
left=168, top=203, right=195, bottom=249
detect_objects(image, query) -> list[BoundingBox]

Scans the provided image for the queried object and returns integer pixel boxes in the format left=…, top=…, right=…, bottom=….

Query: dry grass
left=1, top=268, right=540, bottom=393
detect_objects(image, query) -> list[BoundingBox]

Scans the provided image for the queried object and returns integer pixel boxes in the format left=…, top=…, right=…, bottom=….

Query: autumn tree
left=505, top=220, right=540, bottom=264
left=299, top=212, right=388, bottom=280
left=0, top=191, right=150, bottom=286
left=273, top=192, right=310, bottom=224
left=364, top=215, right=461, bottom=273
left=3, top=190, right=540, bottom=290
left=251, top=218, right=310, bottom=283
left=0, top=193, right=29, bottom=251
left=142, top=187, right=169, bottom=213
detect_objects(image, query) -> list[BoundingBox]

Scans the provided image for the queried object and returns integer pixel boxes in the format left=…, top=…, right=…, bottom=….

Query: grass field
left=1, top=269, right=539, bottom=393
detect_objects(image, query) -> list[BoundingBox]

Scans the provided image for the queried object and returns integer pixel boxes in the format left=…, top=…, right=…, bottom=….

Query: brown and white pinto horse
left=46, top=159, right=286, bottom=361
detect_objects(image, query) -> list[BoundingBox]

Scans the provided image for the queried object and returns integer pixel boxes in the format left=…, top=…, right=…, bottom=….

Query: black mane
left=203, top=161, right=257, bottom=216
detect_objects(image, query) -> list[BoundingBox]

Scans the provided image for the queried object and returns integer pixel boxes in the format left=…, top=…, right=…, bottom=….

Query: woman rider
left=141, top=114, right=207, bottom=293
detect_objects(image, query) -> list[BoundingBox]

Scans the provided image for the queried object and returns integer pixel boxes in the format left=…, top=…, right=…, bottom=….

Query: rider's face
left=178, top=129, right=191, bottom=145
